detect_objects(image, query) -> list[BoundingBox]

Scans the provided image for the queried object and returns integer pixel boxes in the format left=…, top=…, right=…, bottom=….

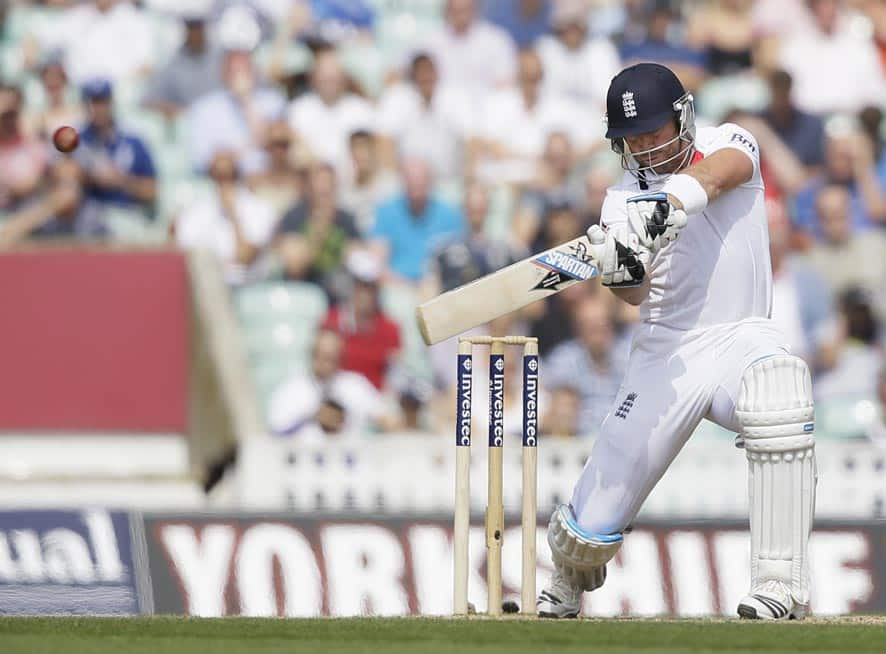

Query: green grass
left=1, top=616, right=885, bottom=654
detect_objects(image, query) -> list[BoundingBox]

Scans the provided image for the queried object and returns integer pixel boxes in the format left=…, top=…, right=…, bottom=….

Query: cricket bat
left=416, top=235, right=598, bottom=345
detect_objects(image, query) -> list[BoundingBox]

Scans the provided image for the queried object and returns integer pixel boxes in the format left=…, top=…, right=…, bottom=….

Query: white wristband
left=661, top=173, right=708, bottom=215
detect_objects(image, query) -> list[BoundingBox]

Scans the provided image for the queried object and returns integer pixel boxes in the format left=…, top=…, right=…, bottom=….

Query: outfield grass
left=2, top=616, right=885, bottom=654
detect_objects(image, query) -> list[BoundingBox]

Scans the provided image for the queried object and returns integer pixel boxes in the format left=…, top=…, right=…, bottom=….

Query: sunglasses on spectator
left=268, top=140, right=291, bottom=149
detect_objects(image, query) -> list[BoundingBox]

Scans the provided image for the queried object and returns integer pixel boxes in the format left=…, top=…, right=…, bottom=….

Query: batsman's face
left=624, top=121, right=682, bottom=173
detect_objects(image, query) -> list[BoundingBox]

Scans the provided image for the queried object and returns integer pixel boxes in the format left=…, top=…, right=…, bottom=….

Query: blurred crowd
left=0, top=0, right=884, bottom=441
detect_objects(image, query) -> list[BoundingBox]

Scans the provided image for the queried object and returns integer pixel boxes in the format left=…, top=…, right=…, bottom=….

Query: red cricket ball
left=53, top=125, right=79, bottom=153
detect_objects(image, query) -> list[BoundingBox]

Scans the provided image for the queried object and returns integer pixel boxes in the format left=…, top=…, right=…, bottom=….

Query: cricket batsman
left=536, top=63, right=816, bottom=620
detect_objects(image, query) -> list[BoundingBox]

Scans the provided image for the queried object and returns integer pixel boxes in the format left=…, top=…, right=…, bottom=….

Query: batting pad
left=736, top=355, right=816, bottom=606
left=547, top=504, right=623, bottom=591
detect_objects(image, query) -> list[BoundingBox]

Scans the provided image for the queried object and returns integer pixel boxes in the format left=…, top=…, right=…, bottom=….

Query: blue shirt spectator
left=76, top=79, right=156, bottom=211
left=619, top=39, right=707, bottom=71
left=371, top=158, right=463, bottom=282
left=143, top=12, right=222, bottom=117
left=484, top=0, right=551, bottom=48
left=793, top=180, right=877, bottom=237
left=759, top=70, right=825, bottom=168
left=543, top=296, right=631, bottom=433
left=619, top=5, right=707, bottom=91
left=792, top=133, right=886, bottom=238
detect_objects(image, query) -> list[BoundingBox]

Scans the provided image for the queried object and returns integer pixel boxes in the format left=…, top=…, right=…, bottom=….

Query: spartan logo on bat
left=531, top=241, right=597, bottom=291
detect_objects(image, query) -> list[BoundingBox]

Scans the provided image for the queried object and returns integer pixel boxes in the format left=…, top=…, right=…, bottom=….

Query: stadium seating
left=234, top=281, right=329, bottom=414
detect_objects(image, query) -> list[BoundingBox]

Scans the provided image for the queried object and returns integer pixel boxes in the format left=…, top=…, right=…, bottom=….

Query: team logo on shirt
left=622, top=91, right=637, bottom=118
left=614, top=392, right=637, bottom=419
left=531, top=242, right=598, bottom=290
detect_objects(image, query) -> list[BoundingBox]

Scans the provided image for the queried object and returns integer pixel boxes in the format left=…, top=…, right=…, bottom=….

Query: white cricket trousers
left=571, top=317, right=789, bottom=534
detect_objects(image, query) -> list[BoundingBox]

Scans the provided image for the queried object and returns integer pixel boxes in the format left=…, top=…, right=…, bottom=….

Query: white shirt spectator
left=424, top=20, right=518, bottom=92
left=287, top=92, right=375, bottom=176
left=477, top=89, right=599, bottom=182
left=751, top=0, right=815, bottom=37
left=268, top=368, right=382, bottom=438
left=482, top=89, right=598, bottom=156
left=779, top=14, right=886, bottom=115
left=175, top=187, right=277, bottom=284
left=376, top=82, right=476, bottom=181
left=36, top=1, right=155, bottom=85
left=536, top=34, right=620, bottom=114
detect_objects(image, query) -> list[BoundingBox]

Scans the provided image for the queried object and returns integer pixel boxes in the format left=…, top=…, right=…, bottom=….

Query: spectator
left=767, top=200, right=840, bottom=373
left=425, top=0, right=518, bottom=93
left=268, top=329, right=386, bottom=440
left=804, top=185, right=886, bottom=319
left=779, top=0, right=886, bottom=116
left=339, top=130, right=398, bottom=234
left=759, top=70, right=825, bottom=169
left=393, top=378, right=435, bottom=433
left=287, top=49, right=374, bottom=176
left=540, top=386, right=582, bottom=438
left=370, top=157, right=463, bottom=283
left=143, top=4, right=223, bottom=119
left=686, top=0, right=755, bottom=76
left=729, top=112, right=811, bottom=203
left=475, top=49, right=595, bottom=185
left=543, top=294, right=630, bottom=432
left=0, top=157, right=105, bottom=247
left=751, top=0, right=815, bottom=39
left=186, top=49, right=286, bottom=174
left=321, top=250, right=401, bottom=391
left=793, top=128, right=886, bottom=237
left=869, top=365, right=886, bottom=443
left=484, top=0, right=552, bottom=48
left=376, top=52, right=475, bottom=182
left=76, top=79, right=157, bottom=214
left=276, top=163, right=361, bottom=297
left=0, top=85, right=47, bottom=212
left=174, top=149, right=277, bottom=284
left=513, top=131, right=584, bottom=245
left=581, top=165, right=617, bottom=226
left=536, top=0, right=620, bottom=114
left=424, top=182, right=525, bottom=296
left=859, top=105, right=884, bottom=165
left=865, top=0, right=886, bottom=76
left=619, top=1, right=707, bottom=91
left=246, top=120, right=306, bottom=220
left=530, top=195, right=583, bottom=254
left=34, top=0, right=155, bottom=85
left=814, top=288, right=882, bottom=400
left=26, top=57, right=84, bottom=139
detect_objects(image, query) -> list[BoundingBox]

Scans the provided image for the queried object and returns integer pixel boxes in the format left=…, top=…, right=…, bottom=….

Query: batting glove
left=586, top=223, right=649, bottom=288
left=626, top=192, right=688, bottom=253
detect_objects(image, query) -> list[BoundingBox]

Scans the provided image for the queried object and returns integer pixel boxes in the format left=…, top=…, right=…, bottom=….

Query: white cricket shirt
left=601, top=123, right=771, bottom=331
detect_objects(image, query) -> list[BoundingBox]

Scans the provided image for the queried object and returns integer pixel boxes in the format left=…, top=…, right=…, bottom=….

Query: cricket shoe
left=536, top=570, right=582, bottom=618
left=737, top=579, right=806, bottom=620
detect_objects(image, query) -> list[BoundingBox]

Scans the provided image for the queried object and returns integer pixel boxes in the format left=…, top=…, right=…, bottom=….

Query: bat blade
left=416, top=235, right=598, bottom=345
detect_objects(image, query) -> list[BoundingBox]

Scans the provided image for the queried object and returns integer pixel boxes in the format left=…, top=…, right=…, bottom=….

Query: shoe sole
left=737, top=604, right=758, bottom=619
left=538, top=610, right=580, bottom=619
left=737, top=603, right=801, bottom=621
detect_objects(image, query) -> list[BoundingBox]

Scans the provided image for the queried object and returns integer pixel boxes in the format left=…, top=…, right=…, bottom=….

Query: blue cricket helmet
left=604, top=63, right=696, bottom=178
